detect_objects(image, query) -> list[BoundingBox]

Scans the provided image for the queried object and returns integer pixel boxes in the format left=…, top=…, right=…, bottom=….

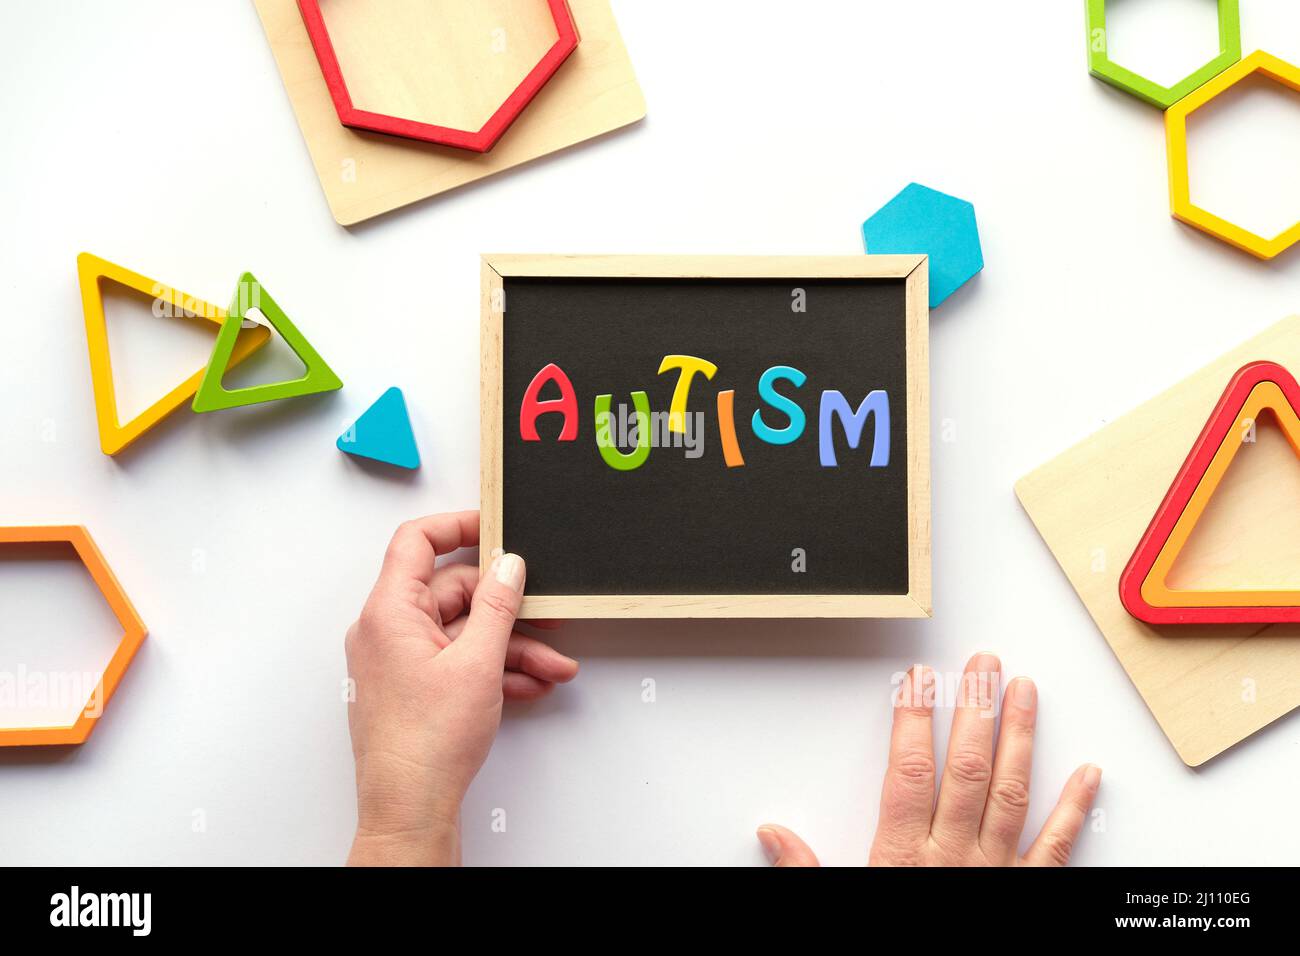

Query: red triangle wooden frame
left=1119, top=360, right=1300, bottom=625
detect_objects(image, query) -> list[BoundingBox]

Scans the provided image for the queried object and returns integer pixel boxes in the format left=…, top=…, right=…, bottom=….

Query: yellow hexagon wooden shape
left=1166, top=51, right=1300, bottom=260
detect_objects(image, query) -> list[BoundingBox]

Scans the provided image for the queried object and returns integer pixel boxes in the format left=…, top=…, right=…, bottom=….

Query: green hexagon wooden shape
left=193, top=273, right=342, bottom=412
left=1085, top=0, right=1241, bottom=109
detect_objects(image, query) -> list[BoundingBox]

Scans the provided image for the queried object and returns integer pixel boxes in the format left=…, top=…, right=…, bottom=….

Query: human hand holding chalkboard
left=756, top=654, right=1102, bottom=867
left=343, top=511, right=578, bottom=866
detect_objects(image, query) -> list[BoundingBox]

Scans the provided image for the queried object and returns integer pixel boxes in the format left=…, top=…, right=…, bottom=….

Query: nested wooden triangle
left=1119, top=360, right=1300, bottom=624
left=191, top=272, right=342, bottom=412
left=78, top=253, right=270, bottom=455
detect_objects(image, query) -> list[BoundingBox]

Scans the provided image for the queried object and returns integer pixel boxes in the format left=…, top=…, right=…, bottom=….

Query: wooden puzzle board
left=320, top=0, right=559, bottom=133
left=253, top=0, right=645, bottom=225
left=1016, top=315, right=1300, bottom=767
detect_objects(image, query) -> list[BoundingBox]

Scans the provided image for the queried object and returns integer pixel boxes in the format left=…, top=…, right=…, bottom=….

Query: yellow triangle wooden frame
left=77, top=253, right=270, bottom=455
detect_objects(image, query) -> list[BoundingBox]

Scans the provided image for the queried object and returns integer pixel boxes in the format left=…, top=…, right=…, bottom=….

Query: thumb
left=756, top=824, right=821, bottom=867
left=460, top=552, right=527, bottom=666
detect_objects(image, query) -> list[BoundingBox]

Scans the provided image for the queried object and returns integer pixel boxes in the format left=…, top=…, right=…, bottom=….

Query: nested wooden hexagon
left=297, top=0, right=580, bottom=152
left=0, top=526, right=147, bottom=746
left=1085, top=0, right=1241, bottom=109
left=1166, top=51, right=1300, bottom=259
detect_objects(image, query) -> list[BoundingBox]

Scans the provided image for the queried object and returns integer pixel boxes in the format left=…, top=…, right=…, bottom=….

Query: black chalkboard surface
left=481, top=256, right=930, bottom=618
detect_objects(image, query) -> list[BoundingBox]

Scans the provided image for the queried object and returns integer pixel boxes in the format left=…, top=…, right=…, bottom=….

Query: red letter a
left=520, top=363, right=579, bottom=441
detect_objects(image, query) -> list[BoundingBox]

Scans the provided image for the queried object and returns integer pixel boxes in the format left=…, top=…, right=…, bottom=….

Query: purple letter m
left=819, top=390, right=890, bottom=467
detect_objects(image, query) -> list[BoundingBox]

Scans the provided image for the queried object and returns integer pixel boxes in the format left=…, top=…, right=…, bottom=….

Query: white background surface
left=3, top=0, right=1300, bottom=866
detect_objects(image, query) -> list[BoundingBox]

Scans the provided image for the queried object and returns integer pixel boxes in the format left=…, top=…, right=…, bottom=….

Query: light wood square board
left=1016, top=315, right=1300, bottom=766
left=252, top=0, right=646, bottom=225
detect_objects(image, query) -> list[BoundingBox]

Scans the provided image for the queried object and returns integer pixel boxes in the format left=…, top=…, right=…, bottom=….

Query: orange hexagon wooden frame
left=0, top=526, right=147, bottom=746
left=297, top=0, right=580, bottom=152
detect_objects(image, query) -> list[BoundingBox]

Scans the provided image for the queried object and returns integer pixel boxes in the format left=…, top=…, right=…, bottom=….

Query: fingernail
left=1083, top=765, right=1102, bottom=790
left=898, top=665, right=935, bottom=708
left=490, top=547, right=504, bottom=559
left=756, top=826, right=782, bottom=865
left=964, top=654, right=1000, bottom=709
left=1013, top=678, right=1036, bottom=709
left=493, top=552, right=526, bottom=592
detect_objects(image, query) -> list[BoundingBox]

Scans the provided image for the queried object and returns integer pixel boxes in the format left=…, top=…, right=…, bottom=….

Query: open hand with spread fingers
left=757, top=653, right=1101, bottom=867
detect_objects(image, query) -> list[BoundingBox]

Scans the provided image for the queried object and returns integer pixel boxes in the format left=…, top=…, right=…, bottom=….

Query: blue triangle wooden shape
left=337, top=387, right=420, bottom=469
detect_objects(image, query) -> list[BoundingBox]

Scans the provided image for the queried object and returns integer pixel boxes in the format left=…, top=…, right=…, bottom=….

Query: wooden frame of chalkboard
left=481, top=254, right=930, bottom=618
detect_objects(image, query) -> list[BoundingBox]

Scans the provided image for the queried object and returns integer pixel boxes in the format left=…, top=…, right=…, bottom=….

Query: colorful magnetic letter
left=0, top=526, right=147, bottom=747
left=1166, top=51, right=1300, bottom=260
left=1085, top=0, right=1241, bottom=109
left=819, top=390, right=891, bottom=468
left=717, top=390, right=745, bottom=468
left=862, top=183, right=983, bottom=308
left=1119, top=361, right=1300, bottom=624
left=296, top=0, right=580, bottom=152
left=658, top=355, right=718, bottom=434
left=752, top=366, right=807, bottom=445
left=594, top=392, right=651, bottom=471
left=192, top=273, right=343, bottom=412
left=77, top=253, right=271, bottom=455
left=337, top=387, right=420, bottom=469
left=520, top=363, right=579, bottom=441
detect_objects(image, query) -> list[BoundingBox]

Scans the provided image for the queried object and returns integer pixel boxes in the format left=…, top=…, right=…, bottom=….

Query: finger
left=1023, top=764, right=1102, bottom=867
left=504, top=633, right=579, bottom=684
left=874, top=665, right=937, bottom=853
left=931, top=653, right=1001, bottom=848
left=377, top=511, right=479, bottom=587
left=503, top=671, right=554, bottom=702
left=458, top=552, right=526, bottom=667
left=429, top=562, right=479, bottom=624
left=756, top=825, right=820, bottom=867
left=444, top=609, right=574, bottom=683
left=979, top=677, right=1036, bottom=862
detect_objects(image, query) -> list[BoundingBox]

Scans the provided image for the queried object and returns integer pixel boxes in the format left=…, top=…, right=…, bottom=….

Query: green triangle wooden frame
left=192, top=272, right=342, bottom=412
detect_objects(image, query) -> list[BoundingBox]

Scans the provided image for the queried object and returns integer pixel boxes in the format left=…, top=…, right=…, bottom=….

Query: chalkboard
left=481, top=256, right=930, bottom=618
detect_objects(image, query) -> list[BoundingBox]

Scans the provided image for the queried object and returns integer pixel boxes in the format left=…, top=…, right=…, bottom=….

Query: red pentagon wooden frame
left=296, top=0, right=580, bottom=153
